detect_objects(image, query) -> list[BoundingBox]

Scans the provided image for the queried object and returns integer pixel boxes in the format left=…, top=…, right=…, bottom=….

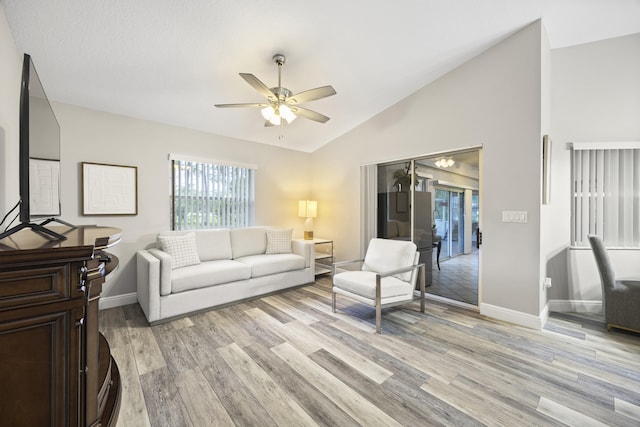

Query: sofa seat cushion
left=333, top=271, right=412, bottom=299
left=171, top=260, right=251, bottom=293
left=235, top=254, right=306, bottom=278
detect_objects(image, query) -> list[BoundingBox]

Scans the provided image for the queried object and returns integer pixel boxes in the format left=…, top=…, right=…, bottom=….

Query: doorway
left=373, top=148, right=480, bottom=307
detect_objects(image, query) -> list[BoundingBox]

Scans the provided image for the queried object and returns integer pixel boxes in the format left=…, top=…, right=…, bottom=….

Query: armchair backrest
left=362, top=238, right=418, bottom=282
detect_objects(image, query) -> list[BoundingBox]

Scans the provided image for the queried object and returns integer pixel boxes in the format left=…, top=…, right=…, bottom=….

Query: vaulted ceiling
left=3, top=0, right=640, bottom=152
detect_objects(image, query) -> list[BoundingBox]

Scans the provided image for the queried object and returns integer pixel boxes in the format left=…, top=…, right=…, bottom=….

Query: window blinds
left=171, top=159, right=255, bottom=230
left=572, top=147, right=640, bottom=247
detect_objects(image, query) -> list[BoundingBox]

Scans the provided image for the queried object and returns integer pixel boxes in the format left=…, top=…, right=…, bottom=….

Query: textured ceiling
left=3, top=0, right=640, bottom=153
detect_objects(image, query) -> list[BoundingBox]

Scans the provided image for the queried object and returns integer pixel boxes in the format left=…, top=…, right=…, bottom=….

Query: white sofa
left=136, top=227, right=315, bottom=324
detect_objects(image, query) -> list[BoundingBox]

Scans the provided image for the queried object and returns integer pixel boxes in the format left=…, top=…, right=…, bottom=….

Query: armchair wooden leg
left=376, top=274, right=382, bottom=334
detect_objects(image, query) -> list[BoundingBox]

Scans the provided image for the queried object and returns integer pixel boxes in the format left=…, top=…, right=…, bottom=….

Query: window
left=571, top=142, right=640, bottom=247
left=170, top=156, right=255, bottom=230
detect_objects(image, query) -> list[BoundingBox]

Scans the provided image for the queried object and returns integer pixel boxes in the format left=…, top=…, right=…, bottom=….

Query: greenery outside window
left=170, top=156, right=255, bottom=230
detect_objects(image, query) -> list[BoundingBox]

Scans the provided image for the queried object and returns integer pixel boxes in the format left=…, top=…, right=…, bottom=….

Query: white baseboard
left=548, top=299, right=602, bottom=313
left=99, top=292, right=137, bottom=310
left=425, top=293, right=479, bottom=311
left=480, top=302, right=547, bottom=330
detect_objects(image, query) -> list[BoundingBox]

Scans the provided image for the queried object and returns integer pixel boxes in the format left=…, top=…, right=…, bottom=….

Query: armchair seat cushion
left=333, top=270, right=413, bottom=299
left=171, top=260, right=251, bottom=293
left=236, top=254, right=306, bottom=278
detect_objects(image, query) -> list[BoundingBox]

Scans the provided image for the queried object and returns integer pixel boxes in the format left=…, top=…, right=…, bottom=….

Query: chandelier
left=435, top=158, right=455, bottom=168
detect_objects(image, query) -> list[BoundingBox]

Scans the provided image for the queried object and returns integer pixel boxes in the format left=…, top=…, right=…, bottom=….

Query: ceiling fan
left=215, top=53, right=336, bottom=126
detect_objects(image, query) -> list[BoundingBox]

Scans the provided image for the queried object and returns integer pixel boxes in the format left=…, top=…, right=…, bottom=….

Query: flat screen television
left=0, top=53, right=72, bottom=241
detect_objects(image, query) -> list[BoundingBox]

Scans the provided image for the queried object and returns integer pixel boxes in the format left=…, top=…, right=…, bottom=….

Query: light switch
left=502, top=211, right=528, bottom=223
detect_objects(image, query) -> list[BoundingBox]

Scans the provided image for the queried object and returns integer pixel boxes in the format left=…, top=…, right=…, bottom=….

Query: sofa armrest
left=148, top=248, right=173, bottom=296
left=137, top=250, right=161, bottom=323
left=292, top=239, right=315, bottom=269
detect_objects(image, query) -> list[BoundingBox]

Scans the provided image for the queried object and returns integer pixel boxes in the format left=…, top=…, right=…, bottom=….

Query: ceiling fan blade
left=214, top=102, right=269, bottom=108
left=264, top=120, right=276, bottom=127
left=291, top=106, right=330, bottom=123
left=239, top=73, right=276, bottom=102
left=287, top=85, right=336, bottom=105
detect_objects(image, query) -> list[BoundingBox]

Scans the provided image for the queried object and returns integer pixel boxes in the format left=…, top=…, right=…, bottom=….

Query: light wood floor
left=100, top=276, right=640, bottom=426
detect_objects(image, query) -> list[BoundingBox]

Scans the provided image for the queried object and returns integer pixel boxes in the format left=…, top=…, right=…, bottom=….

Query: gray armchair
left=588, top=235, right=640, bottom=333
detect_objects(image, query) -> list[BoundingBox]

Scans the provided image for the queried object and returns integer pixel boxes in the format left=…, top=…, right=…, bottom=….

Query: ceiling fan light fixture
left=261, top=105, right=275, bottom=121
left=262, top=105, right=282, bottom=125
left=262, top=104, right=296, bottom=125
left=279, top=104, right=296, bottom=123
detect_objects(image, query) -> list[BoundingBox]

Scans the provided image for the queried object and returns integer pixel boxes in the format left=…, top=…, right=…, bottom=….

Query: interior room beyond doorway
left=375, top=148, right=480, bottom=306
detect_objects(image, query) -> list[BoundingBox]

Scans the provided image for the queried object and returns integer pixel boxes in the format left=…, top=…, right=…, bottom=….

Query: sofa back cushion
left=195, top=229, right=232, bottom=261
left=230, top=227, right=268, bottom=259
left=158, top=229, right=233, bottom=262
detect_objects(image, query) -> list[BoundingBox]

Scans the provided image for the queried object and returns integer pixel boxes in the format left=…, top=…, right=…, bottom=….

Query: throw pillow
left=266, top=228, right=292, bottom=254
left=157, top=233, right=201, bottom=269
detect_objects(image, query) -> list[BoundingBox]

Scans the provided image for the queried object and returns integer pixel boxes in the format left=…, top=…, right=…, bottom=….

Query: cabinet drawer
left=0, top=265, right=70, bottom=310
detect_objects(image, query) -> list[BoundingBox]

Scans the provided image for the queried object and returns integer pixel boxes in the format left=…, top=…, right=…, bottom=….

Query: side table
left=311, top=238, right=334, bottom=275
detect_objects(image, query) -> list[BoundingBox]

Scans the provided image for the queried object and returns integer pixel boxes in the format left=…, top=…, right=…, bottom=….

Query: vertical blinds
left=171, top=159, right=254, bottom=230
left=572, top=148, right=640, bottom=247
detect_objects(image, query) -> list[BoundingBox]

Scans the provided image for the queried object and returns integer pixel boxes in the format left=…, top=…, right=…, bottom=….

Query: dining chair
left=588, top=235, right=640, bottom=333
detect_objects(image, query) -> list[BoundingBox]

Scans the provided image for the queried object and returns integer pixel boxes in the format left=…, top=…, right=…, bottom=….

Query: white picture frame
left=82, top=162, right=138, bottom=215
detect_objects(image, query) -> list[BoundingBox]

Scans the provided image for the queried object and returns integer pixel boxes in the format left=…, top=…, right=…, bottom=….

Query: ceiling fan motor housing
left=271, top=86, right=292, bottom=102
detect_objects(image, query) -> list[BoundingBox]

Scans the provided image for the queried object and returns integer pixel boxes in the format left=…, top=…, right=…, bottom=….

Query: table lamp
left=298, top=200, right=317, bottom=240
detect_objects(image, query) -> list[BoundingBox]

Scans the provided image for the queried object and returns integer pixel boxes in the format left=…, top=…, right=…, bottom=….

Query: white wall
left=312, top=21, right=547, bottom=325
left=549, top=32, right=640, bottom=305
left=538, top=22, right=554, bottom=315
left=2, top=47, right=312, bottom=305
left=20, top=103, right=312, bottom=301
left=0, top=6, right=21, bottom=216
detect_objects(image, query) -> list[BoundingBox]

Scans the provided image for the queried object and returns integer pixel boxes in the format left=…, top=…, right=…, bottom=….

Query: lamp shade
left=298, top=200, right=317, bottom=218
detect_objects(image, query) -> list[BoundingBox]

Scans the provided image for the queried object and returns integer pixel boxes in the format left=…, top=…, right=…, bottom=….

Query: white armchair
left=332, top=238, right=425, bottom=333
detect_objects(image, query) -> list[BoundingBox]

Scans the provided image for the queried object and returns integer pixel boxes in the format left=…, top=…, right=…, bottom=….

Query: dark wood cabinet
left=0, top=226, right=122, bottom=427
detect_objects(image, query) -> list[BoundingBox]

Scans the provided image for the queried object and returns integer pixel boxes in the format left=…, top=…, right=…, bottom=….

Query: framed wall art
left=82, top=162, right=138, bottom=215
left=29, top=158, right=61, bottom=216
